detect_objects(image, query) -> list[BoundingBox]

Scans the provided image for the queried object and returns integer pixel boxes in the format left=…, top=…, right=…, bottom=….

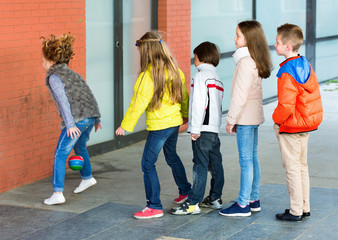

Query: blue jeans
left=142, top=126, right=191, bottom=210
left=53, top=118, right=95, bottom=192
left=236, top=125, right=261, bottom=206
left=188, top=132, right=224, bottom=204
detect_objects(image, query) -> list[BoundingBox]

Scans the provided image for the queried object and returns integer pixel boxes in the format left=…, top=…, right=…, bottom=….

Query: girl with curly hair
left=41, top=33, right=101, bottom=205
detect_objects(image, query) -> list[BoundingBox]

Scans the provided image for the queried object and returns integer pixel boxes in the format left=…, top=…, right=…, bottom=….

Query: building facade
left=0, top=0, right=337, bottom=192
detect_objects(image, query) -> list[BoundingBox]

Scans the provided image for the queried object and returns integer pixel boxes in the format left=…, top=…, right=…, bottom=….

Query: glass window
left=191, top=0, right=252, bottom=54
left=86, top=0, right=114, bottom=145
left=316, top=39, right=338, bottom=81
left=123, top=0, right=151, bottom=133
left=263, top=50, right=281, bottom=100
left=316, top=0, right=338, bottom=37
left=257, top=0, right=306, bottom=46
left=257, top=0, right=306, bottom=100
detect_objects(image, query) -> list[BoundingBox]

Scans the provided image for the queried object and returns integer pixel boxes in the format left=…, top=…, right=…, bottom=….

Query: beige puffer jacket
left=226, top=56, right=264, bottom=125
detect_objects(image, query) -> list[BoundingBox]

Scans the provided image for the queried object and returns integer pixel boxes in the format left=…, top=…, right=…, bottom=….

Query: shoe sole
left=133, top=213, right=164, bottom=219
left=171, top=211, right=201, bottom=215
left=250, top=207, right=261, bottom=212
left=74, top=181, right=97, bottom=194
left=200, top=204, right=223, bottom=210
left=276, top=217, right=302, bottom=222
left=219, top=212, right=251, bottom=217
left=43, top=200, right=66, bottom=205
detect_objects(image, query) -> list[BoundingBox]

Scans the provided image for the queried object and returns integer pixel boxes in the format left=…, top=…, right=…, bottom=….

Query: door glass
left=257, top=0, right=306, bottom=99
left=123, top=0, right=152, bottom=133
left=191, top=0, right=252, bottom=54
left=86, top=0, right=114, bottom=145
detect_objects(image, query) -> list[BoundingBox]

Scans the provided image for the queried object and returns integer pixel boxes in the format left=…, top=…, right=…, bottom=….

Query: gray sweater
left=45, top=63, right=101, bottom=129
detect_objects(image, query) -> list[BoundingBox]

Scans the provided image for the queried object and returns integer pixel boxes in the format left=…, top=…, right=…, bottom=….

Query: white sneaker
left=44, top=192, right=65, bottom=205
left=74, top=177, right=97, bottom=193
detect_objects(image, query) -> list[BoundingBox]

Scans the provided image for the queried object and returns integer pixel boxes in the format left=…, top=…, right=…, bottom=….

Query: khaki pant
left=274, top=124, right=310, bottom=216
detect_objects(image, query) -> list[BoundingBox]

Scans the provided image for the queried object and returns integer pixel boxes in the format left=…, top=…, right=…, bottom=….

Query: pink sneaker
left=133, top=207, right=164, bottom=219
left=174, top=194, right=188, bottom=204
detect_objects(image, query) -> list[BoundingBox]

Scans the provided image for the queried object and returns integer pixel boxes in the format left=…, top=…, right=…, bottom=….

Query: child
left=273, top=23, right=323, bottom=221
left=219, top=20, right=272, bottom=217
left=41, top=33, right=102, bottom=205
left=115, top=31, right=191, bottom=219
left=171, top=42, right=224, bottom=215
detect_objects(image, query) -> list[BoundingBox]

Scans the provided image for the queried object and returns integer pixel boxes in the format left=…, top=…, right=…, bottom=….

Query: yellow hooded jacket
left=121, top=65, right=189, bottom=132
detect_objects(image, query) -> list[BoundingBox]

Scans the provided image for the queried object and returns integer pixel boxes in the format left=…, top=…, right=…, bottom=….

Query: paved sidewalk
left=0, top=83, right=337, bottom=240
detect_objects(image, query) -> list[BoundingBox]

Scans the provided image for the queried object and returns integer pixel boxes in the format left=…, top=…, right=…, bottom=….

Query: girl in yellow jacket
left=115, top=31, right=191, bottom=219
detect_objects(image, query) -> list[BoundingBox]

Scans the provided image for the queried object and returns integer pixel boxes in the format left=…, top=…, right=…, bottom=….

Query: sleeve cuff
left=95, top=118, right=101, bottom=125
left=189, top=126, right=201, bottom=135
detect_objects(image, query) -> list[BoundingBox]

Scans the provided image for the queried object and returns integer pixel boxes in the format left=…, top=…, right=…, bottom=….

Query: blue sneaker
left=219, top=202, right=251, bottom=217
left=249, top=200, right=261, bottom=212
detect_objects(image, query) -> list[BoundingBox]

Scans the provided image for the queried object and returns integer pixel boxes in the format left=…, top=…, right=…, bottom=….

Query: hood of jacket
left=277, top=55, right=317, bottom=93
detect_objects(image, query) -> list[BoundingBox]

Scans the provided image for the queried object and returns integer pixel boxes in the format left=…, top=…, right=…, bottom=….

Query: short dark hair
left=193, top=41, right=220, bottom=67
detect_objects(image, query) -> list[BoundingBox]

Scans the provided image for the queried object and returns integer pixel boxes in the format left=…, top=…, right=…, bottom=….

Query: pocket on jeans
left=199, top=135, right=212, bottom=151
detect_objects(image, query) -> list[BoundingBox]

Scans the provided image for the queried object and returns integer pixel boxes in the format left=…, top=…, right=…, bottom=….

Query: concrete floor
left=0, top=83, right=337, bottom=239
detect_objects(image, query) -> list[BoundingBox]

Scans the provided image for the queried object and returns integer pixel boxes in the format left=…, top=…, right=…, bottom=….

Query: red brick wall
left=158, top=0, right=191, bottom=131
left=158, top=0, right=191, bottom=92
left=0, top=0, right=86, bottom=193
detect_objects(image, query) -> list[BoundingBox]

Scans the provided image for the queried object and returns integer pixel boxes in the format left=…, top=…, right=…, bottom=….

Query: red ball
left=68, top=155, right=84, bottom=171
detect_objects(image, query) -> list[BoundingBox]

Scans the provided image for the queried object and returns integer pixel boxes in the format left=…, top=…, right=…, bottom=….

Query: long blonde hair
left=136, top=31, right=182, bottom=111
left=238, top=21, right=272, bottom=79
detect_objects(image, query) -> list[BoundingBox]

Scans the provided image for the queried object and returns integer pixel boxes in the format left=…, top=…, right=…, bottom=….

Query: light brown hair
left=137, top=31, right=182, bottom=111
left=277, top=23, right=303, bottom=52
left=41, top=33, right=75, bottom=64
left=238, top=20, right=272, bottom=79
left=193, top=41, right=220, bottom=67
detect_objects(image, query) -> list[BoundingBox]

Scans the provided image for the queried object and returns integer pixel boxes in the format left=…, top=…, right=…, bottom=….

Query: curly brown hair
left=41, top=33, right=75, bottom=64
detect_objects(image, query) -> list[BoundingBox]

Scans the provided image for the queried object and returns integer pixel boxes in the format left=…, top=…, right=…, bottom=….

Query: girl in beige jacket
left=219, top=20, right=272, bottom=217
